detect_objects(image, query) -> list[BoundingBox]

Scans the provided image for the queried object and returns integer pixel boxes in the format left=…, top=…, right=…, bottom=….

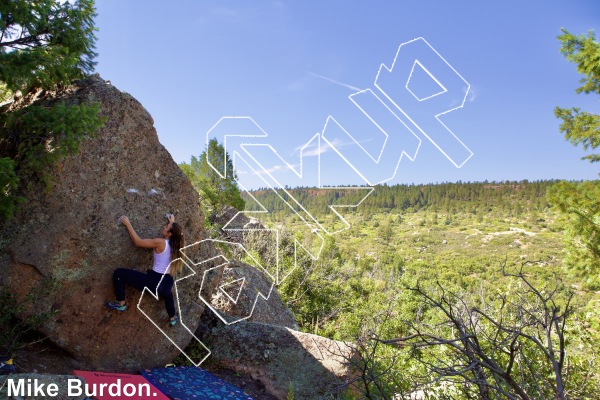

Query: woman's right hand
left=119, top=215, right=131, bottom=226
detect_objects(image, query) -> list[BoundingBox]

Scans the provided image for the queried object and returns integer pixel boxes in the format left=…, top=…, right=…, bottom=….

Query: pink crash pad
left=73, top=370, right=169, bottom=400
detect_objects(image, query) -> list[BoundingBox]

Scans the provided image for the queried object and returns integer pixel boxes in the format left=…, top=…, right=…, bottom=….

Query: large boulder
left=0, top=75, right=221, bottom=372
left=201, top=321, right=355, bottom=399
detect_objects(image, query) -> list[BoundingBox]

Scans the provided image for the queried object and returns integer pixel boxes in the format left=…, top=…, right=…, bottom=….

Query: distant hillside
left=243, top=180, right=561, bottom=216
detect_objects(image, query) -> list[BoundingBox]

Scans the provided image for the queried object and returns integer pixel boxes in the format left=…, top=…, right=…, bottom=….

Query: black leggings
left=113, top=268, right=176, bottom=318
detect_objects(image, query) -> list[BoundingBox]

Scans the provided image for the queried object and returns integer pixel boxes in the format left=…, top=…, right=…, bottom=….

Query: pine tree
left=0, top=0, right=104, bottom=220
left=179, top=138, right=246, bottom=216
left=0, top=0, right=98, bottom=90
left=548, top=29, right=600, bottom=288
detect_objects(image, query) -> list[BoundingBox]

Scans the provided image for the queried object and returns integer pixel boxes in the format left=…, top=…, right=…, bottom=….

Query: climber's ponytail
left=168, top=223, right=185, bottom=275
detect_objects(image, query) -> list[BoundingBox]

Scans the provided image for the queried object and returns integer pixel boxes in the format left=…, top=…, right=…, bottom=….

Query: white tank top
left=152, top=239, right=171, bottom=274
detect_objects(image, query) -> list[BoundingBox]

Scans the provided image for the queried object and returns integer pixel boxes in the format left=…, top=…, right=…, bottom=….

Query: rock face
left=213, top=205, right=249, bottom=244
left=210, top=260, right=299, bottom=330
left=213, top=205, right=264, bottom=244
left=201, top=322, right=355, bottom=399
left=0, top=75, right=221, bottom=372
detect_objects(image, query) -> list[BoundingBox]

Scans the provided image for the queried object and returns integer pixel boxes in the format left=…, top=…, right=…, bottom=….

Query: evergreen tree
left=548, top=29, right=600, bottom=288
left=0, top=0, right=104, bottom=220
left=378, top=218, right=393, bottom=244
left=179, top=138, right=245, bottom=215
left=0, top=0, right=98, bottom=91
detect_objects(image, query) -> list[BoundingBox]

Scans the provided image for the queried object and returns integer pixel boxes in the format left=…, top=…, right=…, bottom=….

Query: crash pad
left=141, top=366, right=254, bottom=400
left=73, top=370, right=169, bottom=400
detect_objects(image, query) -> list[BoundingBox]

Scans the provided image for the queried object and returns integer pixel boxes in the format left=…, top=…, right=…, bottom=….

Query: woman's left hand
left=167, top=213, right=175, bottom=224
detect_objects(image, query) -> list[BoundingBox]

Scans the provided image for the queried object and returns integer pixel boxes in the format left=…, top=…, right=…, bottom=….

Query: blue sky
left=94, top=0, right=599, bottom=189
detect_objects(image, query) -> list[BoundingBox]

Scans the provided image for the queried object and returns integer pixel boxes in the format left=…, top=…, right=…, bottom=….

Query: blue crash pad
left=141, top=366, right=254, bottom=400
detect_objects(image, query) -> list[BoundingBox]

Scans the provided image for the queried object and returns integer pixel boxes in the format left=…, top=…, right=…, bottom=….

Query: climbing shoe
left=168, top=314, right=178, bottom=327
left=106, top=301, right=127, bottom=312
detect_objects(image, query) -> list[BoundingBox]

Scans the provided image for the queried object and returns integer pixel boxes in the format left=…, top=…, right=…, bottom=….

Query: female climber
left=106, top=213, right=185, bottom=327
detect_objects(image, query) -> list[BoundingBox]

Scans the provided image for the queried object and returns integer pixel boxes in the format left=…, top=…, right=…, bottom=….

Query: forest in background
left=235, top=180, right=600, bottom=397
left=240, top=180, right=594, bottom=329
left=244, top=180, right=552, bottom=219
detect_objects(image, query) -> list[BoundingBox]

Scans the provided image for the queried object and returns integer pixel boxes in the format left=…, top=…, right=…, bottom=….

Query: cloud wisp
left=307, top=72, right=363, bottom=92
